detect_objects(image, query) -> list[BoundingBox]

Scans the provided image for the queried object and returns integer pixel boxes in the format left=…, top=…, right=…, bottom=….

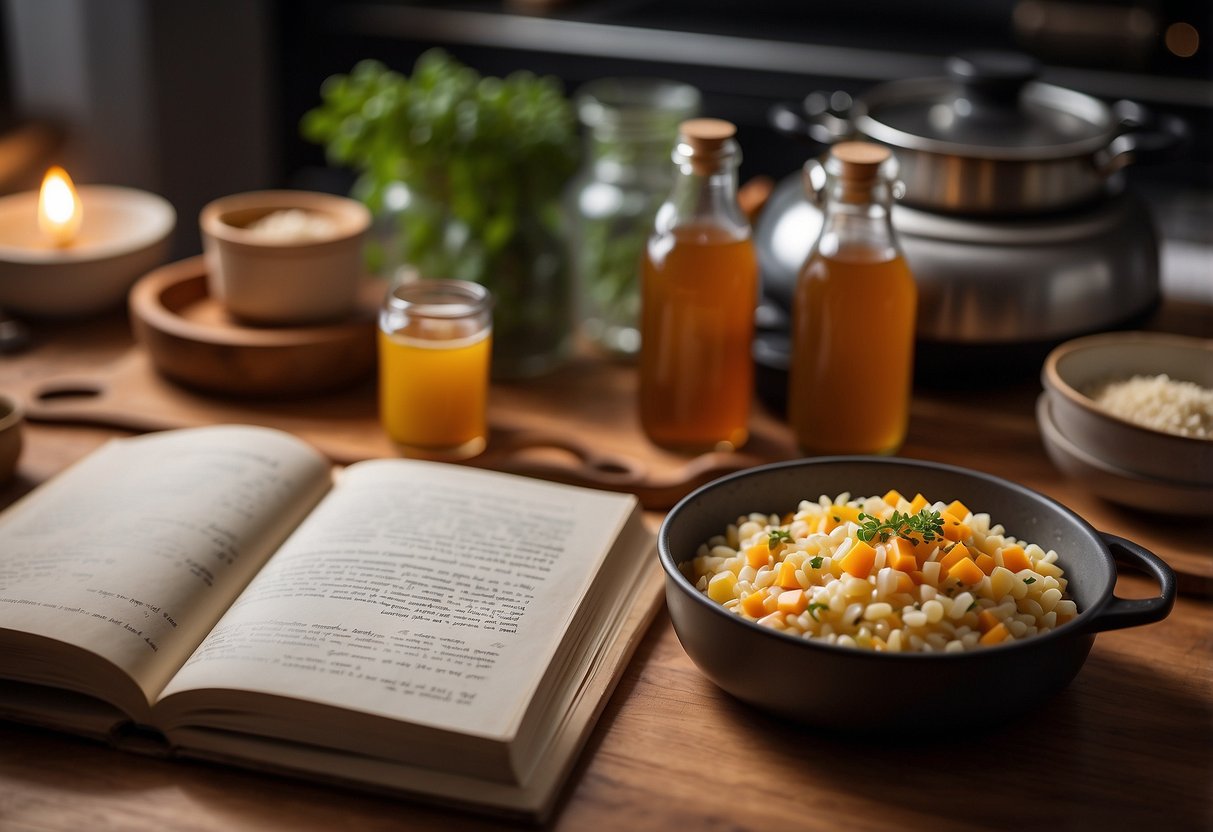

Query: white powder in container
left=1089, top=373, right=1213, bottom=439
left=244, top=209, right=337, bottom=243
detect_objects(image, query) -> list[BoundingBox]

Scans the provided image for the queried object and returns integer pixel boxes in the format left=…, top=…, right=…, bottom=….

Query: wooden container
left=130, top=256, right=379, bottom=398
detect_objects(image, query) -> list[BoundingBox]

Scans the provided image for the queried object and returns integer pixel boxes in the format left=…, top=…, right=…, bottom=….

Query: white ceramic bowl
left=1041, top=331, right=1213, bottom=487
left=0, top=186, right=175, bottom=318
left=200, top=190, right=371, bottom=325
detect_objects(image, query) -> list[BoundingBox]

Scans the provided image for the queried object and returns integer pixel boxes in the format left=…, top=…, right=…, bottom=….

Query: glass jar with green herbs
left=302, top=51, right=579, bottom=378
left=565, top=78, right=700, bottom=358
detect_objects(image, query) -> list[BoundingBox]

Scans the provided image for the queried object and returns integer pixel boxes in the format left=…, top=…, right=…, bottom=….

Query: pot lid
left=857, top=52, right=1114, bottom=160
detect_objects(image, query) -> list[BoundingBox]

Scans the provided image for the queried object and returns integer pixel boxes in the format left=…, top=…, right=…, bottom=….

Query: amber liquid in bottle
left=789, top=242, right=916, bottom=455
left=639, top=223, right=757, bottom=451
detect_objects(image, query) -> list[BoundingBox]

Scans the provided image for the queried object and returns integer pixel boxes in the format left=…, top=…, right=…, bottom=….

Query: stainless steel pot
left=770, top=51, right=1188, bottom=216
left=756, top=177, right=1161, bottom=347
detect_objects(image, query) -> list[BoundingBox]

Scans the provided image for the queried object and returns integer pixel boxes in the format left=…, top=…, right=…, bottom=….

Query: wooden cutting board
left=16, top=347, right=791, bottom=509
left=10, top=331, right=1210, bottom=592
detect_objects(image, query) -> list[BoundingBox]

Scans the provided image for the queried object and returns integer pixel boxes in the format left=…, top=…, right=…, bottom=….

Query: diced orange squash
left=948, top=556, right=985, bottom=586
left=1001, top=545, right=1032, bottom=573
left=745, top=540, right=772, bottom=569
left=882, top=489, right=905, bottom=507
left=839, top=539, right=877, bottom=579
left=887, top=537, right=918, bottom=572
left=895, top=571, right=915, bottom=594
left=821, top=504, right=864, bottom=532
left=741, top=591, right=769, bottom=618
left=908, top=535, right=939, bottom=564
left=909, top=570, right=927, bottom=586
left=940, top=511, right=971, bottom=542
left=907, top=493, right=929, bottom=514
left=977, top=609, right=1000, bottom=633
left=945, top=499, right=971, bottom=520
left=937, top=542, right=972, bottom=575
left=775, top=560, right=801, bottom=589
left=979, top=622, right=1010, bottom=645
left=777, top=589, right=808, bottom=615
left=974, top=552, right=996, bottom=576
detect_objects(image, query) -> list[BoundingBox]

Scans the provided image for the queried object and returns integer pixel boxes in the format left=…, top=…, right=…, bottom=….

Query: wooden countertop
left=1, top=303, right=1210, bottom=831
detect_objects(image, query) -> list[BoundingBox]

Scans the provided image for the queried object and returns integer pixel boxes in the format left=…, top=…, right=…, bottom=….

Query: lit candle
left=37, top=166, right=83, bottom=247
left=0, top=169, right=175, bottom=318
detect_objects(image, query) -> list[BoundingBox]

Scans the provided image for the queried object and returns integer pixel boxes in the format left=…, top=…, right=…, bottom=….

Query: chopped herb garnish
left=1024, top=577, right=1037, bottom=584
left=857, top=509, right=945, bottom=544
left=809, top=555, right=824, bottom=569
left=967, top=601, right=978, bottom=612
left=807, top=603, right=829, bottom=621
left=767, top=529, right=793, bottom=548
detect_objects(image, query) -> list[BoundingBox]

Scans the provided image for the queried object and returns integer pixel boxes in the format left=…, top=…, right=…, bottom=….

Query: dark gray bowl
left=659, top=457, right=1175, bottom=729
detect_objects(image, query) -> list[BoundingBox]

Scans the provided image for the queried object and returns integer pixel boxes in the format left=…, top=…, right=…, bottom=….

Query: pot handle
left=769, top=92, right=854, bottom=146
left=1097, top=101, right=1190, bottom=176
left=1081, top=533, right=1176, bottom=633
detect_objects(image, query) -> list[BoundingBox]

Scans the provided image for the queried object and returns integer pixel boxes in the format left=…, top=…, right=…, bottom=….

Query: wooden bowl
left=130, top=256, right=380, bottom=398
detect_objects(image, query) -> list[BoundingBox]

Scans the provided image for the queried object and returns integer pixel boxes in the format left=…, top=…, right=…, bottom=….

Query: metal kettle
left=754, top=52, right=1186, bottom=392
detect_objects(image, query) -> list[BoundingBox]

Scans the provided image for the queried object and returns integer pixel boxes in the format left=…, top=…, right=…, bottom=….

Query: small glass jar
left=378, top=279, right=493, bottom=460
left=566, top=78, right=700, bottom=357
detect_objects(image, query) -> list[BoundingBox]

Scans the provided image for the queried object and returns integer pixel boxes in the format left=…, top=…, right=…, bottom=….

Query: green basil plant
left=302, top=50, right=580, bottom=377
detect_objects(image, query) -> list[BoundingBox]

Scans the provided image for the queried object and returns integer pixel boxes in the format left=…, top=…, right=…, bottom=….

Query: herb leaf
left=1024, top=577, right=1037, bottom=584
left=809, top=555, right=824, bottom=569
left=807, top=603, right=829, bottom=621
left=857, top=508, right=945, bottom=544
left=767, top=529, right=794, bottom=548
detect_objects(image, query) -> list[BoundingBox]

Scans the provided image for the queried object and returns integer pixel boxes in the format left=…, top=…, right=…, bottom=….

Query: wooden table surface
left=1, top=304, right=1211, bottom=832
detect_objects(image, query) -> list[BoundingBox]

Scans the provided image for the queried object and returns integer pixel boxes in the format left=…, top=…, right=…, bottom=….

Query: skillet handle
left=1082, top=533, right=1176, bottom=633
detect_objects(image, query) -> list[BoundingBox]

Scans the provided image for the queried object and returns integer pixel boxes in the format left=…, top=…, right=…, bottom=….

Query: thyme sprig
left=856, top=509, right=945, bottom=544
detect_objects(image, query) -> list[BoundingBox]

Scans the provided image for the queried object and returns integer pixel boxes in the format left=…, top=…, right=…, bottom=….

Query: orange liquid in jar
left=788, top=244, right=916, bottom=455
left=378, top=320, right=492, bottom=458
left=639, top=224, right=758, bottom=451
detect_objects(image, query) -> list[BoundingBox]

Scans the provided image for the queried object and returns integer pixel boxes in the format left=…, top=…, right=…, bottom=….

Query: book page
left=158, top=459, right=639, bottom=741
left=0, top=426, right=332, bottom=709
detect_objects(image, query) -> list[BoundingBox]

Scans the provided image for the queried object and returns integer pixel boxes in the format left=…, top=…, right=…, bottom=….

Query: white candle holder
left=0, top=185, right=175, bottom=319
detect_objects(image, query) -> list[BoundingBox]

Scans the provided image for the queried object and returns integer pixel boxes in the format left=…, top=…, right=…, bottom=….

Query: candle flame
left=38, top=166, right=83, bottom=247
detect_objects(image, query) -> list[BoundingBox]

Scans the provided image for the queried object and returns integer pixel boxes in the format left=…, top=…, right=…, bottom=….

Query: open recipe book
left=0, top=426, right=661, bottom=821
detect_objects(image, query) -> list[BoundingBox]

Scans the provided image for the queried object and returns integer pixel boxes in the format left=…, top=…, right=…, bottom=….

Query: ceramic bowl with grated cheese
left=658, top=457, right=1175, bottom=730
left=1042, top=331, right=1213, bottom=491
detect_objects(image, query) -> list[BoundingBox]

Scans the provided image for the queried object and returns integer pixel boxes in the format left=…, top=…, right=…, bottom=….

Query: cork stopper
left=678, top=118, right=738, bottom=173
left=828, top=141, right=892, bottom=203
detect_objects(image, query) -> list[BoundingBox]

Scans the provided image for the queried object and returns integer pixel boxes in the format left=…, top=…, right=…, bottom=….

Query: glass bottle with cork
left=788, top=141, right=917, bottom=456
left=638, top=118, right=758, bottom=452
